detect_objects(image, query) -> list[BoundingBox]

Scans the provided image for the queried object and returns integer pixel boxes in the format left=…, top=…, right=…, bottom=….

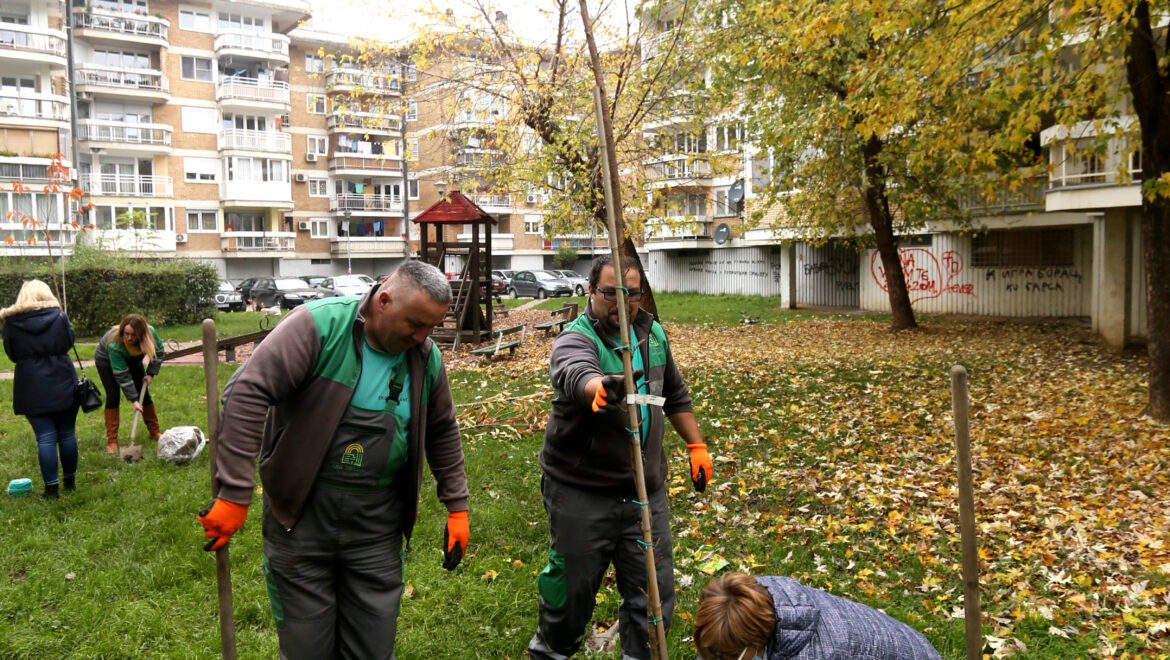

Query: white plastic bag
left=157, top=426, right=207, bottom=466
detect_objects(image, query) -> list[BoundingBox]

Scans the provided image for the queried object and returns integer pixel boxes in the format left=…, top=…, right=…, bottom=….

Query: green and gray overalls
left=529, top=311, right=676, bottom=660
left=263, top=337, right=439, bottom=660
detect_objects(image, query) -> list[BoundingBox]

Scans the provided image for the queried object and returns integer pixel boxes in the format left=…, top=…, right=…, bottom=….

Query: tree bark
left=1125, top=0, right=1170, bottom=421
left=862, top=136, right=917, bottom=330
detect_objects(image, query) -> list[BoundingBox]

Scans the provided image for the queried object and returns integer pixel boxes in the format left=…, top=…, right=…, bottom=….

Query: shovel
left=120, top=384, right=147, bottom=463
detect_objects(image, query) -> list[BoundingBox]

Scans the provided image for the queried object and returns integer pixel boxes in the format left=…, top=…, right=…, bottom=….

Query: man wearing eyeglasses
left=528, top=253, right=713, bottom=660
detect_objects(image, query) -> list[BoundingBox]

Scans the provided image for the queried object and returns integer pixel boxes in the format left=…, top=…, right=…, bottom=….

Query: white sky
left=307, top=0, right=630, bottom=46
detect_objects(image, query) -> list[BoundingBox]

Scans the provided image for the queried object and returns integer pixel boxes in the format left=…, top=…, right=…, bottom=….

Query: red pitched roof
left=412, top=190, right=498, bottom=225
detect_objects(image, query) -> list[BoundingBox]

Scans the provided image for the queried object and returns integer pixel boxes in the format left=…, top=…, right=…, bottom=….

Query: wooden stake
left=203, top=319, right=237, bottom=660
left=950, top=365, right=982, bottom=660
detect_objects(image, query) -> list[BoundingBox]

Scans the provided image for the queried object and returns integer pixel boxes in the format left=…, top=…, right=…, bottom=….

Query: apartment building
left=0, top=0, right=73, bottom=254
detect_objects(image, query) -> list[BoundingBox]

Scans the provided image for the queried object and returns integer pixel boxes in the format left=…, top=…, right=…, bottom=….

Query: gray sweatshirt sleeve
left=549, top=331, right=604, bottom=407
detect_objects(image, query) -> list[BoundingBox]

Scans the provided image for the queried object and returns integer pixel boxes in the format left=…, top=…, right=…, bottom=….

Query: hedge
left=0, top=257, right=219, bottom=337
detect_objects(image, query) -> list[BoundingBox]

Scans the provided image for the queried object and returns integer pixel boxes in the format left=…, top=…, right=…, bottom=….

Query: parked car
left=213, top=280, right=245, bottom=312
left=249, top=277, right=334, bottom=310
left=509, top=270, right=574, bottom=299
left=235, top=277, right=259, bottom=302
left=551, top=269, right=588, bottom=296
left=302, top=275, right=328, bottom=288
left=318, top=274, right=377, bottom=297
left=490, top=273, right=508, bottom=296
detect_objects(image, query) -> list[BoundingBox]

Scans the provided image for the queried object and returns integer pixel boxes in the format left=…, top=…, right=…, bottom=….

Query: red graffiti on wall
left=871, top=248, right=975, bottom=302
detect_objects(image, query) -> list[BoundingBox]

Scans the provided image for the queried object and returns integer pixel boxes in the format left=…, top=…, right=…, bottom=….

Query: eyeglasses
left=595, top=287, right=643, bottom=302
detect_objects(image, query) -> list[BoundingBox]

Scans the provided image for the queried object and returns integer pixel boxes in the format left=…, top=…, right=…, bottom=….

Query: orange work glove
left=197, top=498, right=249, bottom=551
left=687, top=443, right=713, bottom=493
left=442, top=510, right=469, bottom=570
left=591, top=369, right=643, bottom=413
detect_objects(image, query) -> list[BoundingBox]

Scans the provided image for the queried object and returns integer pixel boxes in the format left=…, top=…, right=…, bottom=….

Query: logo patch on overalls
left=341, top=443, right=365, bottom=468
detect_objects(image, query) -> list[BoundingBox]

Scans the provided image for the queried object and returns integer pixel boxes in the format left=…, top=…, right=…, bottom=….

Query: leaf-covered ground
left=446, top=314, right=1169, bottom=659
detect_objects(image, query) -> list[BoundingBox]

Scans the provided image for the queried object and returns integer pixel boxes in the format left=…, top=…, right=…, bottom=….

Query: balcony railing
left=73, top=8, right=168, bottom=40
left=957, top=177, right=1046, bottom=215
left=214, top=30, right=290, bottom=59
left=83, top=174, right=173, bottom=197
left=647, top=156, right=711, bottom=181
left=219, top=129, right=292, bottom=153
left=330, top=236, right=408, bottom=257
left=330, top=194, right=402, bottom=212
left=455, top=232, right=514, bottom=251
left=327, top=111, right=401, bottom=132
left=0, top=93, right=69, bottom=121
left=222, top=180, right=291, bottom=203
left=76, top=65, right=169, bottom=94
left=78, top=120, right=172, bottom=146
left=328, top=155, right=402, bottom=171
left=221, top=231, right=295, bottom=252
left=646, top=216, right=712, bottom=240
left=0, top=24, right=66, bottom=58
left=470, top=193, right=511, bottom=208
left=217, top=77, right=290, bottom=105
left=325, top=69, right=401, bottom=93
left=0, top=159, right=54, bottom=182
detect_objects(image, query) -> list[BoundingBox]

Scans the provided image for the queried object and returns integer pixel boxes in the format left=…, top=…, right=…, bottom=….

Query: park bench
left=533, top=302, right=578, bottom=335
left=468, top=323, right=526, bottom=363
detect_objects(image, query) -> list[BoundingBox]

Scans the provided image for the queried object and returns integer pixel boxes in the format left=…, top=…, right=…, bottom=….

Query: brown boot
left=104, top=408, right=119, bottom=454
left=141, top=403, right=162, bottom=441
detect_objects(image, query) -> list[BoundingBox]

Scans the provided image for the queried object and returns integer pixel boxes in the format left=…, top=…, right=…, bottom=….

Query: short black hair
left=587, top=253, right=643, bottom=289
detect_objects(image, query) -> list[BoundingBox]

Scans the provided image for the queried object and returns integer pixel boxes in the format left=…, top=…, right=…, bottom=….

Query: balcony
left=0, top=157, right=57, bottom=183
left=455, top=232, right=514, bottom=252
left=0, top=93, right=69, bottom=125
left=1042, top=118, right=1142, bottom=211
left=327, top=111, right=401, bottom=134
left=78, top=119, right=172, bottom=153
left=647, top=155, right=711, bottom=185
left=221, top=231, right=296, bottom=253
left=75, top=65, right=169, bottom=103
left=222, top=180, right=292, bottom=207
left=0, top=221, right=81, bottom=255
left=328, top=155, right=402, bottom=173
left=330, top=194, right=403, bottom=213
left=468, top=193, right=511, bottom=211
left=83, top=174, right=173, bottom=198
left=646, top=216, right=713, bottom=241
left=84, top=228, right=177, bottom=252
left=217, top=77, right=290, bottom=109
left=956, top=177, right=1045, bottom=216
left=325, top=68, right=400, bottom=94
left=218, top=129, right=292, bottom=154
left=0, top=24, right=67, bottom=67
left=73, top=8, right=168, bottom=47
left=330, top=236, right=408, bottom=258
left=214, top=30, right=290, bottom=65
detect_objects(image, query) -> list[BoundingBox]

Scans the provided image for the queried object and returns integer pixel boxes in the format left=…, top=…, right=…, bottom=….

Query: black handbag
left=72, top=344, right=103, bottom=413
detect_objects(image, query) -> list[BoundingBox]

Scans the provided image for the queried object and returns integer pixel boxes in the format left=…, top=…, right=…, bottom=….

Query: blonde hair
left=694, top=573, right=775, bottom=660
left=109, top=313, right=156, bottom=362
left=15, top=279, right=59, bottom=308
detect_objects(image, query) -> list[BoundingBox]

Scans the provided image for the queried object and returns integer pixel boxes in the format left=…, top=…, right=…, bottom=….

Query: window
left=713, top=124, right=741, bottom=152
left=178, top=7, right=212, bottom=32
left=218, top=13, right=264, bottom=32
left=405, top=101, right=417, bottom=122
left=524, top=214, right=542, bottom=235
left=971, top=229, right=1075, bottom=268
left=403, top=65, right=417, bottom=82
left=180, top=56, right=213, bottom=82
left=180, top=107, right=218, bottom=134
left=305, top=53, right=323, bottom=74
left=306, top=94, right=326, bottom=114
left=226, top=157, right=288, bottom=182
left=186, top=209, right=217, bottom=232
left=183, top=157, right=218, bottom=183
left=306, top=135, right=327, bottom=156
left=308, top=177, right=328, bottom=197
left=407, top=138, right=418, bottom=161
left=408, top=179, right=419, bottom=200
left=310, top=217, right=329, bottom=238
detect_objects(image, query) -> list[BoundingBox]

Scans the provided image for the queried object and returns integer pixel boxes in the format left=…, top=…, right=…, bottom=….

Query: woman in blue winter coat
left=1, top=280, right=80, bottom=499
left=694, top=572, right=941, bottom=660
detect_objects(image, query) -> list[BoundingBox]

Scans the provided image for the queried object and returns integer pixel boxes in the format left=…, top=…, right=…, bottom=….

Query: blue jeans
left=28, top=410, right=79, bottom=487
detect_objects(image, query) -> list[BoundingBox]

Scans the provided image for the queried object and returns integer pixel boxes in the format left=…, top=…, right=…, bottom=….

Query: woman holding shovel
left=95, top=313, right=166, bottom=454
left=1, top=280, right=80, bottom=498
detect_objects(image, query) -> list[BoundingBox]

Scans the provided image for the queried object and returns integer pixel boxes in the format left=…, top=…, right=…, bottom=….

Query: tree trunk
left=861, top=136, right=917, bottom=330
left=1125, top=0, right=1170, bottom=421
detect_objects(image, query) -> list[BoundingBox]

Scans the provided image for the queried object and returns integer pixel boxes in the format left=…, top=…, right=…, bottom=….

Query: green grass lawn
left=0, top=295, right=1164, bottom=658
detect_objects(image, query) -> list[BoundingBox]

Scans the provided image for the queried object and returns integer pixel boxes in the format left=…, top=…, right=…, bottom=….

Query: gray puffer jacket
left=759, top=576, right=941, bottom=660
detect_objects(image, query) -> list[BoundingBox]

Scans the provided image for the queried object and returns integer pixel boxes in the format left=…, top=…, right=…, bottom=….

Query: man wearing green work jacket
left=198, top=260, right=469, bottom=659
left=528, top=253, right=713, bottom=660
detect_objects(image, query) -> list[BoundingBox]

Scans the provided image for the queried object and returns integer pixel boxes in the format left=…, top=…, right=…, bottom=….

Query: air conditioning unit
left=175, top=233, right=188, bottom=244
left=297, top=221, right=310, bottom=231
left=294, top=173, right=308, bottom=183
left=305, top=153, right=319, bottom=163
